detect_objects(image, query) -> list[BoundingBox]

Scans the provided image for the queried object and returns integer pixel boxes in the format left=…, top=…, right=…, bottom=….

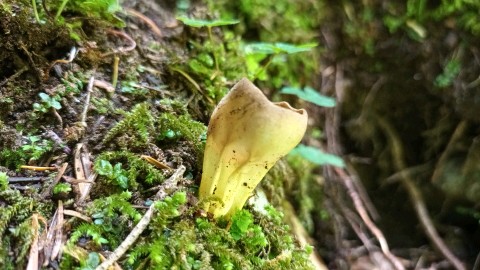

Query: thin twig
left=8, top=177, right=46, bottom=183
left=346, top=163, right=380, bottom=221
left=95, top=165, right=186, bottom=270
left=52, top=107, right=63, bottom=128
left=169, top=66, right=214, bottom=104
left=93, top=80, right=115, bottom=93
left=340, top=204, right=376, bottom=252
left=80, top=77, right=95, bottom=124
left=63, top=210, right=92, bottom=222
left=40, top=162, right=68, bottom=199
left=20, top=165, right=56, bottom=171
left=43, top=208, right=58, bottom=267
left=334, top=167, right=406, bottom=270
left=50, top=200, right=64, bottom=261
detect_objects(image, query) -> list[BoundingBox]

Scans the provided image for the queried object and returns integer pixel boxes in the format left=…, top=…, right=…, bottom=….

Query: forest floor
left=1, top=0, right=480, bottom=270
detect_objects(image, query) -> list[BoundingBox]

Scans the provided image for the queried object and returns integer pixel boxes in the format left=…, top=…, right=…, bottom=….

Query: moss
left=103, top=103, right=155, bottom=149
left=262, top=154, right=325, bottom=236
left=205, top=0, right=322, bottom=87
left=155, top=112, right=207, bottom=158
left=0, top=149, right=26, bottom=170
left=62, top=189, right=313, bottom=269
left=94, top=151, right=166, bottom=195
left=0, top=188, right=52, bottom=269
left=127, top=199, right=313, bottom=269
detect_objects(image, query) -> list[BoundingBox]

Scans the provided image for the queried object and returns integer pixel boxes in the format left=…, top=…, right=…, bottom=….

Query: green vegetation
left=95, top=160, right=130, bottom=189
left=53, top=182, right=72, bottom=195
left=280, top=86, right=336, bottom=108
left=94, top=151, right=166, bottom=192
left=435, top=59, right=461, bottom=88
left=0, top=184, right=51, bottom=268
left=0, top=0, right=326, bottom=268
left=21, top=135, right=53, bottom=161
left=175, top=16, right=243, bottom=101
left=290, top=144, right=345, bottom=168
left=102, top=103, right=155, bottom=149
left=0, top=172, right=7, bottom=191
left=31, top=0, right=124, bottom=39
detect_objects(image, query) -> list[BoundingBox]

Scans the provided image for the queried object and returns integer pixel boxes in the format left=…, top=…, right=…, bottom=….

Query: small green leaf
left=290, top=144, right=345, bottom=167
left=96, top=160, right=113, bottom=176
left=38, top=92, right=50, bottom=101
left=116, top=174, right=128, bottom=189
left=86, top=252, right=101, bottom=268
left=273, top=42, right=318, bottom=54
left=244, top=42, right=317, bottom=55
left=172, top=192, right=187, bottom=205
left=280, top=86, right=336, bottom=107
left=230, top=210, right=253, bottom=241
left=51, top=99, right=62, bottom=110
left=177, top=16, right=240, bottom=27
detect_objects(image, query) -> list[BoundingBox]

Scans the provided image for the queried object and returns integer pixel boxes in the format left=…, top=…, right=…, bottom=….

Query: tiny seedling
left=21, top=135, right=53, bottom=161
left=33, top=93, right=62, bottom=113
left=95, top=160, right=129, bottom=189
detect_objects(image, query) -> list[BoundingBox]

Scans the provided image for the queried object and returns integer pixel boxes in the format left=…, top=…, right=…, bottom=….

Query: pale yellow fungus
left=199, top=78, right=308, bottom=218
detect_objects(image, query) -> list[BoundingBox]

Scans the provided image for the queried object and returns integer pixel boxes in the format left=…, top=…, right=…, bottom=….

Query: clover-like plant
left=199, top=78, right=308, bottom=218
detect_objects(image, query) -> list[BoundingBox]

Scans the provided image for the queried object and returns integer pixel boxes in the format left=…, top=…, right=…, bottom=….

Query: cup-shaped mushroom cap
left=199, top=78, right=308, bottom=218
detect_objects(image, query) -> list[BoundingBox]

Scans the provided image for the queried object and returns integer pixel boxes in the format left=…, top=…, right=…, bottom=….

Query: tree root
left=375, top=115, right=466, bottom=270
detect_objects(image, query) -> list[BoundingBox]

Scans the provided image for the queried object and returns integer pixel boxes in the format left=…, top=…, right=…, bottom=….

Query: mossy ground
left=2, top=0, right=480, bottom=269
left=0, top=0, right=318, bottom=269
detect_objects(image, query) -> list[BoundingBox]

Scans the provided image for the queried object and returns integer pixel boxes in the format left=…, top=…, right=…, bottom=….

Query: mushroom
left=199, top=78, right=308, bottom=218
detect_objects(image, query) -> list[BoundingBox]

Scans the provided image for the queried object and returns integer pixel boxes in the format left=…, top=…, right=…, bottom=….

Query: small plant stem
left=252, top=54, right=274, bottom=81
left=207, top=26, right=220, bottom=73
left=55, top=0, right=70, bottom=21
left=112, top=56, right=120, bottom=89
left=31, top=0, right=41, bottom=23
left=51, top=107, right=63, bottom=128
left=169, top=66, right=214, bottom=103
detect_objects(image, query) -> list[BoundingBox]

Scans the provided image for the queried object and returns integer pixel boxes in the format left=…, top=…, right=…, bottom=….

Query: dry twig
left=40, top=162, right=68, bottom=199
